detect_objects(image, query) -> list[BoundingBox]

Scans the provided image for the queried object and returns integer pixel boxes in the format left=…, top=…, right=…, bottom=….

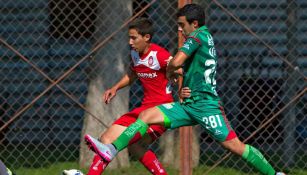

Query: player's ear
left=144, top=34, right=151, bottom=42
left=192, top=20, right=199, bottom=28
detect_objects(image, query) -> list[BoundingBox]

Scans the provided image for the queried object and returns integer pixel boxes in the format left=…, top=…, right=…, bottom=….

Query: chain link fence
left=0, top=0, right=306, bottom=174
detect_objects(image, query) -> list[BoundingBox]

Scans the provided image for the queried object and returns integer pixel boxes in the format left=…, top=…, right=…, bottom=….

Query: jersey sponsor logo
left=207, top=34, right=214, bottom=46
left=209, top=47, right=216, bottom=58
left=137, top=72, right=157, bottom=78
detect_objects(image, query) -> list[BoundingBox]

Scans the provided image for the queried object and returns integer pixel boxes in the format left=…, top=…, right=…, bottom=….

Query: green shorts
left=156, top=100, right=237, bottom=142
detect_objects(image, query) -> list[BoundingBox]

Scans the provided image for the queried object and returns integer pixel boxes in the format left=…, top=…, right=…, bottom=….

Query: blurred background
left=0, top=0, right=306, bottom=174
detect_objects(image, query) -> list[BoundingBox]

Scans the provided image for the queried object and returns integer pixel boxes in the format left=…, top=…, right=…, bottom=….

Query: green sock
left=113, top=119, right=148, bottom=151
left=242, top=144, right=276, bottom=175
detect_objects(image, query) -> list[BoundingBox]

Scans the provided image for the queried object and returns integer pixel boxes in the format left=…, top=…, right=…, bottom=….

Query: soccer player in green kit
left=84, top=4, right=286, bottom=175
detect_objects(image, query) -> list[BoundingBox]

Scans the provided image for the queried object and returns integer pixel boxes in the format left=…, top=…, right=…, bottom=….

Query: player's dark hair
left=177, top=4, right=205, bottom=26
left=129, top=17, right=154, bottom=40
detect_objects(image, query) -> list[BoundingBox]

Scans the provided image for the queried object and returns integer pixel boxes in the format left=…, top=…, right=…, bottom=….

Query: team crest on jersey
left=148, top=56, right=154, bottom=66
left=131, top=50, right=161, bottom=70
left=183, top=39, right=194, bottom=50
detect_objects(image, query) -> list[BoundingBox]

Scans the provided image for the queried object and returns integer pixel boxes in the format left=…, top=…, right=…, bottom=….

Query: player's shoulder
left=188, top=26, right=211, bottom=44
left=192, top=25, right=209, bottom=36
left=150, top=43, right=169, bottom=53
left=150, top=43, right=170, bottom=58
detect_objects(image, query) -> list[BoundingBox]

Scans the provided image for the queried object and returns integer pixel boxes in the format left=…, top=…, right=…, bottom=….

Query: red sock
left=139, top=150, right=168, bottom=175
left=87, top=154, right=108, bottom=175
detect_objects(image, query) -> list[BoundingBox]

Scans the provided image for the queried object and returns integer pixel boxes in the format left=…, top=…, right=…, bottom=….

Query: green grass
left=1, top=144, right=79, bottom=168
left=12, top=161, right=307, bottom=175
left=2, top=144, right=306, bottom=175
left=13, top=161, right=175, bottom=175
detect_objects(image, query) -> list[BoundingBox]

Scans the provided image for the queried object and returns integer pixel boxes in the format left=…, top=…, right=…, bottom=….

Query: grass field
left=2, top=144, right=306, bottom=175
left=12, top=161, right=307, bottom=175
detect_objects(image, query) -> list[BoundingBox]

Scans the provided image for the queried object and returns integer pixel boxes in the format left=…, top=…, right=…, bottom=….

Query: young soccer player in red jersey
left=85, top=17, right=183, bottom=175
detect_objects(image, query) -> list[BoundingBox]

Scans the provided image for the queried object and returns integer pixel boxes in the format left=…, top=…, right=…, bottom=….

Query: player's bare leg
left=86, top=122, right=167, bottom=175
left=138, top=107, right=165, bottom=125
left=220, top=137, right=245, bottom=156
left=84, top=107, right=164, bottom=161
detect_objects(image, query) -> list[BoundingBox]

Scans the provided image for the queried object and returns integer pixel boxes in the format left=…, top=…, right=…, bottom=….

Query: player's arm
left=168, top=34, right=201, bottom=77
left=103, top=68, right=137, bottom=104
left=176, top=69, right=192, bottom=102
left=168, top=36, right=200, bottom=92
left=175, top=68, right=191, bottom=102
left=175, top=68, right=183, bottom=102
left=166, top=51, right=188, bottom=81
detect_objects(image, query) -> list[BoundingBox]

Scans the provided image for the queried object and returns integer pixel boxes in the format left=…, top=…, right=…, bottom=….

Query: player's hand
left=166, top=70, right=181, bottom=85
left=168, top=74, right=178, bottom=86
left=180, top=87, right=191, bottom=99
left=103, top=88, right=117, bottom=104
left=179, top=87, right=191, bottom=103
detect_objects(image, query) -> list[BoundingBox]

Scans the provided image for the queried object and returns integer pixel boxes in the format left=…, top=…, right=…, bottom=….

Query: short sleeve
left=179, top=37, right=201, bottom=56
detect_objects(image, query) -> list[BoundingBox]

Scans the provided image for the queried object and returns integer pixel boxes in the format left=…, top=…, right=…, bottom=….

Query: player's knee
left=139, top=107, right=163, bottom=124
left=221, top=138, right=245, bottom=156
left=139, top=110, right=151, bottom=123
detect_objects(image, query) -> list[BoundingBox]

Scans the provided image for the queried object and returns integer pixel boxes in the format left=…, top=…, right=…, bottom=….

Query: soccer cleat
left=276, top=172, right=286, bottom=175
left=84, top=134, right=117, bottom=162
left=62, top=169, right=84, bottom=175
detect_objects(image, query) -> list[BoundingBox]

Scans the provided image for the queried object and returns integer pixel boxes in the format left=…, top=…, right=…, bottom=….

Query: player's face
left=177, top=16, right=197, bottom=37
left=128, top=28, right=150, bottom=54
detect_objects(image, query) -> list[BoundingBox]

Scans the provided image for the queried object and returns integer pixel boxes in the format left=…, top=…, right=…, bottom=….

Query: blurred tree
left=80, top=0, right=132, bottom=169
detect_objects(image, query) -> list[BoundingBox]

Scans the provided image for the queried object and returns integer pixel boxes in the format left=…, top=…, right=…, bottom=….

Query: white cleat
left=276, top=172, right=286, bottom=175
left=84, top=134, right=117, bottom=162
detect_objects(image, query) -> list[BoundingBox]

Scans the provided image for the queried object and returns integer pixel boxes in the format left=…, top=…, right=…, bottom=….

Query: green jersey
left=179, top=25, right=219, bottom=102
